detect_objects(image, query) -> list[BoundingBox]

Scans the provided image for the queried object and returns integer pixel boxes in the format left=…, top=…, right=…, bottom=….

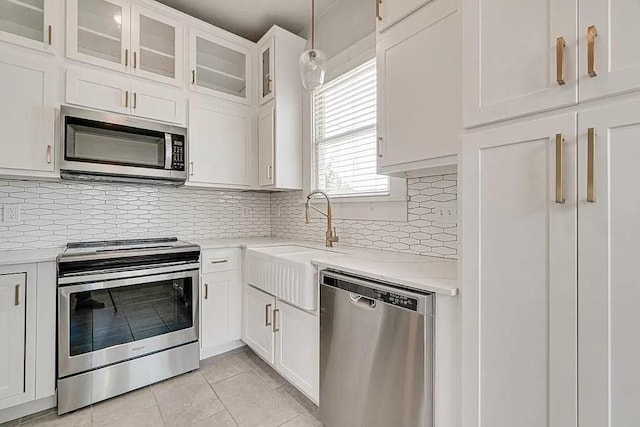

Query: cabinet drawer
left=201, top=249, right=237, bottom=274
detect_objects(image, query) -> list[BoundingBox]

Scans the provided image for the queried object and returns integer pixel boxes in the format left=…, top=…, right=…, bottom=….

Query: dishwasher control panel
left=378, top=291, right=418, bottom=311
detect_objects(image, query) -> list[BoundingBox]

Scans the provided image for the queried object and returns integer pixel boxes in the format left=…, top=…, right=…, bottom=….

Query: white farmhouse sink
left=245, top=245, right=341, bottom=310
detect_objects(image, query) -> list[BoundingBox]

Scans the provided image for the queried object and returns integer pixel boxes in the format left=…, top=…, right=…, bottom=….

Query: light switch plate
left=3, top=204, right=20, bottom=224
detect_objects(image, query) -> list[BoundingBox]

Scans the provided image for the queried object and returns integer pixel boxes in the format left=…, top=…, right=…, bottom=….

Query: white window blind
left=312, top=59, right=389, bottom=197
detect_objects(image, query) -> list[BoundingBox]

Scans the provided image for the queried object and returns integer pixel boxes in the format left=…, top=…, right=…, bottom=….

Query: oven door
left=58, top=269, right=198, bottom=378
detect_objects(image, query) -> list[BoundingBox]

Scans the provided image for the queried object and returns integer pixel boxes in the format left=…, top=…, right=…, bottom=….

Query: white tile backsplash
left=0, top=174, right=458, bottom=259
left=271, top=174, right=458, bottom=259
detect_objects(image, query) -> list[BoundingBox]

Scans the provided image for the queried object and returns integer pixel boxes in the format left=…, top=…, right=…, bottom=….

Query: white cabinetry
left=0, top=46, right=55, bottom=177
left=67, top=0, right=183, bottom=86
left=0, top=0, right=57, bottom=52
left=243, top=284, right=319, bottom=403
left=376, top=0, right=432, bottom=32
left=200, top=249, right=243, bottom=359
left=257, top=103, right=275, bottom=187
left=463, top=0, right=578, bottom=127
left=66, top=67, right=186, bottom=124
left=0, top=262, right=56, bottom=416
left=578, top=100, right=640, bottom=427
left=377, top=0, right=461, bottom=176
left=462, top=114, right=578, bottom=427
left=188, top=96, right=252, bottom=187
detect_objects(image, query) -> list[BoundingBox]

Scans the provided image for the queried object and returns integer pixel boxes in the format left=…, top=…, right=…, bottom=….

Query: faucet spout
left=305, top=190, right=339, bottom=247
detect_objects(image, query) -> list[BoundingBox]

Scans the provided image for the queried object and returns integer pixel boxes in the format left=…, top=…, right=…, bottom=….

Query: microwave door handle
left=164, top=134, right=172, bottom=170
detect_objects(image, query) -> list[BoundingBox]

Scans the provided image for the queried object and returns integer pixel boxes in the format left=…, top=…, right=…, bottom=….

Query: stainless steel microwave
left=60, top=106, right=187, bottom=184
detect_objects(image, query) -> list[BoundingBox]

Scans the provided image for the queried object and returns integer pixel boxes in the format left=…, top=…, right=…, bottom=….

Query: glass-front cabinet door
left=0, top=0, right=56, bottom=51
left=131, top=5, right=183, bottom=86
left=189, top=29, right=251, bottom=104
left=258, top=38, right=275, bottom=104
left=66, top=0, right=130, bottom=73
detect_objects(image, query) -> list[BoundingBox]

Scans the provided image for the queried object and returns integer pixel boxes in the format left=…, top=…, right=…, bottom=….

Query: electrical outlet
left=435, top=203, right=457, bottom=224
left=3, top=204, right=20, bottom=224
left=277, top=204, right=282, bottom=216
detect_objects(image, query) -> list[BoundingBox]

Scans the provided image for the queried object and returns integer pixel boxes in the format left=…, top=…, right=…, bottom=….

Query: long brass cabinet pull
left=376, top=0, right=382, bottom=21
left=273, top=308, right=279, bottom=332
left=125, top=49, right=129, bottom=66
left=47, top=25, right=52, bottom=45
left=133, top=92, right=137, bottom=109
left=555, top=133, right=565, bottom=204
left=204, top=283, right=208, bottom=299
left=46, top=145, right=51, bottom=164
left=587, top=128, right=596, bottom=202
left=190, top=161, right=194, bottom=176
left=265, top=304, right=272, bottom=326
left=125, top=90, right=129, bottom=108
left=15, top=284, right=19, bottom=306
left=191, top=70, right=195, bottom=84
left=210, top=259, right=228, bottom=264
left=587, top=26, right=598, bottom=77
left=556, top=37, right=566, bottom=85
left=133, top=51, right=137, bottom=69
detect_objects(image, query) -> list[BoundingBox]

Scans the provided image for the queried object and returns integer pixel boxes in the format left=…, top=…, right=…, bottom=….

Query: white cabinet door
left=66, top=0, right=130, bottom=73
left=579, top=0, right=640, bottom=101
left=0, top=0, right=56, bottom=52
left=130, top=80, right=185, bottom=124
left=258, top=37, right=275, bottom=104
left=188, top=29, right=252, bottom=105
left=0, top=47, right=55, bottom=173
left=377, top=0, right=433, bottom=32
left=258, top=102, right=275, bottom=186
left=188, top=97, right=251, bottom=186
left=130, top=5, right=183, bottom=87
left=66, top=67, right=129, bottom=115
left=578, top=100, right=640, bottom=427
left=243, top=285, right=275, bottom=364
left=463, top=0, right=577, bottom=127
left=201, top=273, right=232, bottom=350
left=274, top=301, right=319, bottom=402
left=461, top=113, right=577, bottom=427
left=0, top=273, right=26, bottom=401
left=377, top=0, right=460, bottom=172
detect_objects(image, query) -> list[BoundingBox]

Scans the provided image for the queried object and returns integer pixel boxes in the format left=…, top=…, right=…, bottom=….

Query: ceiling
left=156, top=0, right=339, bottom=42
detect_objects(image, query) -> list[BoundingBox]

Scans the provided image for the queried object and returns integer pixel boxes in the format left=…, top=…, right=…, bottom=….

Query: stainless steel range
left=56, top=238, right=200, bottom=414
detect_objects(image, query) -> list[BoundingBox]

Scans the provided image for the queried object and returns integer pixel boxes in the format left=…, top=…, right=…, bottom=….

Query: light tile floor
left=2, top=347, right=321, bottom=427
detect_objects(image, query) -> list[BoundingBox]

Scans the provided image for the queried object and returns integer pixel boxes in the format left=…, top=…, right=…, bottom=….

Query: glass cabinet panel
left=261, top=46, right=271, bottom=98
left=138, top=14, right=175, bottom=79
left=77, top=0, right=124, bottom=65
left=194, top=35, right=247, bottom=100
left=0, top=0, right=45, bottom=43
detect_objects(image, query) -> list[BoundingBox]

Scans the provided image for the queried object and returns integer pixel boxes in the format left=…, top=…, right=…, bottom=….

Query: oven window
left=66, top=120, right=166, bottom=169
left=69, top=278, right=193, bottom=356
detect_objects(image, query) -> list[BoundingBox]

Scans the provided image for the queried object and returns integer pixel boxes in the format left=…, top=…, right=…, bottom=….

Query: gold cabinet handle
left=133, top=92, right=137, bottom=109
left=204, top=283, right=208, bottom=299
left=376, top=0, right=382, bottom=21
left=273, top=308, right=279, bottom=332
left=125, top=49, right=129, bottom=66
left=210, top=259, right=228, bottom=264
left=125, top=90, right=129, bottom=108
left=587, top=128, right=596, bottom=202
left=190, top=161, right=194, bottom=176
left=265, top=303, right=272, bottom=326
left=267, top=78, right=272, bottom=92
left=556, top=37, right=566, bottom=86
left=587, top=25, right=598, bottom=77
left=46, top=145, right=51, bottom=164
left=133, top=51, right=137, bottom=69
left=191, top=70, right=195, bottom=85
left=555, top=133, right=565, bottom=204
left=377, top=136, right=383, bottom=158
left=15, top=284, right=19, bottom=306
left=47, top=25, right=52, bottom=45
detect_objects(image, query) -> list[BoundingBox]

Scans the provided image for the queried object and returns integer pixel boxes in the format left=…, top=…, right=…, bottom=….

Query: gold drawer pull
left=47, top=25, right=52, bottom=45
left=125, top=49, right=129, bottom=66
left=555, top=133, right=565, bottom=204
left=210, top=259, right=228, bottom=264
left=15, top=284, right=20, bottom=306
left=133, top=51, right=137, bottom=69
left=556, top=37, right=566, bottom=85
left=376, top=0, right=382, bottom=21
left=204, top=283, right=209, bottom=299
left=125, top=90, right=129, bottom=108
left=46, top=145, right=51, bottom=164
left=273, top=308, right=279, bottom=332
left=587, top=26, right=598, bottom=77
left=133, top=92, right=137, bottom=109
left=265, top=304, right=272, bottom=326
left=587, top=128, right=596, bottom=202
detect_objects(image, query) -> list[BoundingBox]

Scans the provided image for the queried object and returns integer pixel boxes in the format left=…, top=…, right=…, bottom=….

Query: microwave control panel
left=172, top=140, right=185, bottom=171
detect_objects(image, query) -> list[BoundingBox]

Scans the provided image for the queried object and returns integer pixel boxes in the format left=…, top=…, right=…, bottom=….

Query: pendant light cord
left=311, top=0, right=315, bottom=50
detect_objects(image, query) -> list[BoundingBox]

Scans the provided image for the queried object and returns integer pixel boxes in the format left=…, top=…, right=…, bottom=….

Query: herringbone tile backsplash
left=0, top=174, right=457, bottom=259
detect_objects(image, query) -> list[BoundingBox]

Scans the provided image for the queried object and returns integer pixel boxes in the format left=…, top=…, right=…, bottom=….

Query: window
left=312, top=59, right=389, bottom=198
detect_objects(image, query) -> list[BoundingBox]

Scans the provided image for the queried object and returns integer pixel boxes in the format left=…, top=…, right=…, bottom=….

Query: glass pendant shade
left=299, top=48, right=327, bottom=90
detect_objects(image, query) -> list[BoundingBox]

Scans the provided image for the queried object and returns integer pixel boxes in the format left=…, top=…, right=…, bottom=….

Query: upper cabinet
left=189, top=29, right=252, bottom=105
left=377, top=0, right=461, bottom=177
left=66, top=0, right=183, bottom=86
left=579, top=0, right=640, bottom=102
left=258, top=37, right=275, bottom=104
left=463, top=0, right=578, bottom=127
left=0, top=0, right=57, bottom=52
left=376, top=0, right=432, bottom=32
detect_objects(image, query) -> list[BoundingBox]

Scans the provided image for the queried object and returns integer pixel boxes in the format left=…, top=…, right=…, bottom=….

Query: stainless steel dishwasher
left=319, top=270, right=434, bottom=427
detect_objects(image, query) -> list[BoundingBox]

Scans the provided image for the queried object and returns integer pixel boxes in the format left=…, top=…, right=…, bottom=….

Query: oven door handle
left=164, top=134, right=173, bottom=170
left=58, top=269, right=196, bottom=296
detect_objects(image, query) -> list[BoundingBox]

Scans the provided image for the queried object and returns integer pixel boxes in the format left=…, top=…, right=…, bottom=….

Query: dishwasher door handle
left=349, top=293, right=376, bottom=309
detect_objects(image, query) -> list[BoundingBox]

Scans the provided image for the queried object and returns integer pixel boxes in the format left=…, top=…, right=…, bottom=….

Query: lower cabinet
left=0, top=273, right=27, bottom=403
left=243, top=284, right=319, bottom=403
left=200, top=249, right=243, bottom=359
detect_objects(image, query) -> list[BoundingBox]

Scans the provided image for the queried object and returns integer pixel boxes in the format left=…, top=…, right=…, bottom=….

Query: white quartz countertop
left=192, top=237, right=458, bottom=296
left=0, top=247, right=63, bottom=266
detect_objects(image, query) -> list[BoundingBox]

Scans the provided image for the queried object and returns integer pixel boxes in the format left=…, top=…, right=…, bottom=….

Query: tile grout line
left=204, top=371, right=240, bottom=426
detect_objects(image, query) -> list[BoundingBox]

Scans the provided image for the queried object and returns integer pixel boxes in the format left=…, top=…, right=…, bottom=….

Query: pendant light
left=299, top=0, right=327, bottom=90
